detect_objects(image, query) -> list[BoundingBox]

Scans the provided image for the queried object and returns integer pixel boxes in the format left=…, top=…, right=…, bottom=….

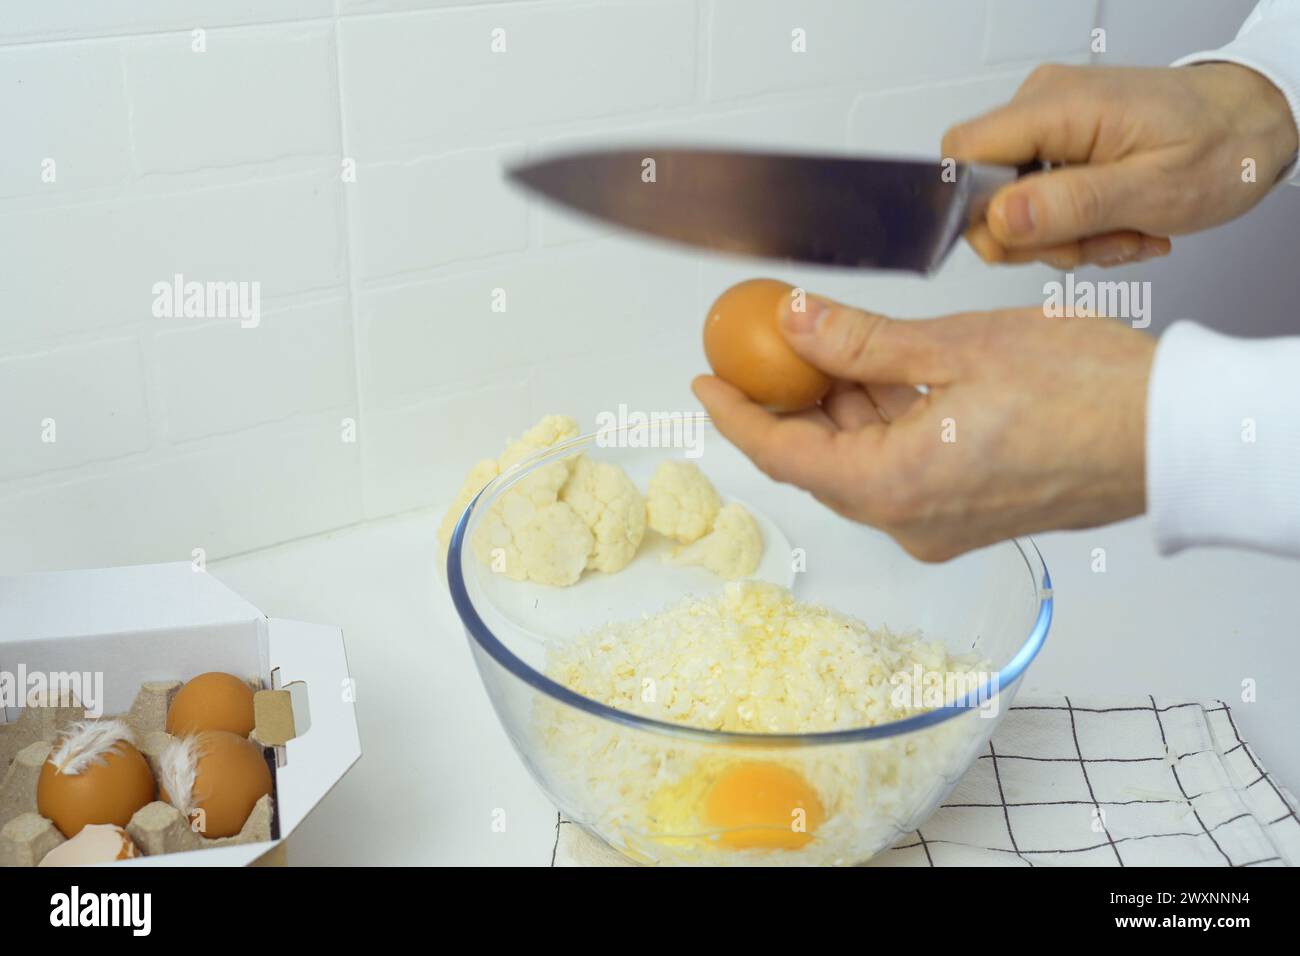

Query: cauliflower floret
left=472, top=460, right=589, bottom=584
left=645, top=460, right=721, bottom=544
left=512, top=501, right=594, bottom=586
left=498, top=414, right=580, bottom=469
left=437, top=414, right=580, bottom=562
left=666, top=502, right=762, bottom=579
left=560, top=457, right=646, bottom=574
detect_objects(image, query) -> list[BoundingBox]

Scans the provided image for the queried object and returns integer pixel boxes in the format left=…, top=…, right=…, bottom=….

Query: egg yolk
left=703, top=762, right=825, bottom=850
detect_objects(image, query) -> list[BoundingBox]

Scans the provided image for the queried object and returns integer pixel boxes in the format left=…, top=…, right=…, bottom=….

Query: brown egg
left=37, top=724, right=156, bottom=839
left=167, top=671, right=256, bottom=737
left=703, top=278, right=832, bottom=413
left=160, top=731, right=272, bottom=839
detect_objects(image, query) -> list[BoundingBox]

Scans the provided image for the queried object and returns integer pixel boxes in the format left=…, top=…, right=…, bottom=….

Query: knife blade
left=508, top=148, right=1025, bottom=274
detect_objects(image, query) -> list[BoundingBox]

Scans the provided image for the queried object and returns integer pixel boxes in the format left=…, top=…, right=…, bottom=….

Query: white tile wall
left=707, top=0, right=987, bottom=100
left=984, top=0, right=1098, bottom=63
left=352, top=145, right=530, bottom=280
left=0, top=423, right=361, bottom=573
left=0, top=43, right=133, bottom=198
left=0, top=1, right=335, bottom=44
left=0, top=171, right=345, bottom=347
left=152, top=297, right=355, bottom=442
left=337, top=2, right=697, bottom=158
left=358, top=244, right=698, bottom=408
left=123, top=25, right=340, bottom=173
left=0, top=337, right=151, bottom=480
left=848, top=71, right=1037, bottom=156
left=0, top=0, right=1105, bottom=574
left=361, top=379, right=532, bottom=519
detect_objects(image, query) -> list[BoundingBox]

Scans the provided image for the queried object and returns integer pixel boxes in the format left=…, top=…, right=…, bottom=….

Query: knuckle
left=1066, top=174, right=1107, bottom=230
left=1023, top=62, right=1065, bottom=91
left=832, top=310, right=886, bottom=369
left=940, top=125, right=967, bottom=158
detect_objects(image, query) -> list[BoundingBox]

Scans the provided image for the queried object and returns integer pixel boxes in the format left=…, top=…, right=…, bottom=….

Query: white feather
left=48, top=719, right=134, bottom=776
left=157, top=735, right=200, bottom=816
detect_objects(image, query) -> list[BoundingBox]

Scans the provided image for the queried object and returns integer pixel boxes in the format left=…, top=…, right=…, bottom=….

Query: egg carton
left=0, top=680, right=274, bottom=867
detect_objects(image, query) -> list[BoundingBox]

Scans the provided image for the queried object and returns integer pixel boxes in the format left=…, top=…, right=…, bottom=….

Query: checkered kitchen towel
left=553, top=697, right=1300, bottom=867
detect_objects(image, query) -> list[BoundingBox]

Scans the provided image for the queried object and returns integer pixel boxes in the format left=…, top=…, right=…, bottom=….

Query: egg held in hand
left=703, top=278, right=832, bottom=413
left=158, top=731, right=273, bottom=839
left=37, top=721, right=157, bottom=839
left=167, top=671, right=256, bottom=737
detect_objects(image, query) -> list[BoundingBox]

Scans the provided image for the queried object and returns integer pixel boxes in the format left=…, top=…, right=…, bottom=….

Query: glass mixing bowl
left=448, top=416, right=1052, bottom=865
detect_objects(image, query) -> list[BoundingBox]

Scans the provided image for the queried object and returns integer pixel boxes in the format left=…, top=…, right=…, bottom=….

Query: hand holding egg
left=696, top=297, right=1155, bottom=563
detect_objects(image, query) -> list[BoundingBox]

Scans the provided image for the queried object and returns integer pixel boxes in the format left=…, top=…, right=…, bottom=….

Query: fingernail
left=1092, top=237, right=1139, bottom=267
left=1137, top=237, right=1168, bottom=260
left=782, top=295, right=830, bottom=334
left=1000, top=191, right=1037, bottom=238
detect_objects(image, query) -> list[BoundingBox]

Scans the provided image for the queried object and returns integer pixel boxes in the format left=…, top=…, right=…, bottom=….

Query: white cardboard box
left=0, top=562, right=361, bottom=866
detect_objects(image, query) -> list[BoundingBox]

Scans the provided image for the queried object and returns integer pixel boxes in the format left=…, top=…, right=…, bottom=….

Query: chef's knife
left=508, top=148, right=1041, bottom=274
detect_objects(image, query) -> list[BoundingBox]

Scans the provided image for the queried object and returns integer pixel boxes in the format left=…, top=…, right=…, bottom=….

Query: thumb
left=986, top=163, right=1139, bottom=249
left=778, top=294, right=958, bottom=386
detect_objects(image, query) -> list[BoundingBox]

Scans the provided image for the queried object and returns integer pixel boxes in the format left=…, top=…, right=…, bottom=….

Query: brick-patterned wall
left=1, top=0, right=1113, bottom=573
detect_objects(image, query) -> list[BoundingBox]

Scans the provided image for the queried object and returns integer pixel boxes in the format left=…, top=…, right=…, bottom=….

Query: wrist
left=1196, top=62, right=1299, bottom=179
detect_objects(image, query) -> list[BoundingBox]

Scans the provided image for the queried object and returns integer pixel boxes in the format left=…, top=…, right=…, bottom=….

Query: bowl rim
left=447, top=418, right=1053, bottom=747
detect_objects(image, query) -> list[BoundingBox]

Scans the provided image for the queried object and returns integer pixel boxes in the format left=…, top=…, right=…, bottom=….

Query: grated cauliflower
left=560, top=457, right=646, bottom=574
left=536, top=581, right=991, bottom=865
left=665, top=501, right=762, bottom=579
left=645, top=460, right=721, bottom=544
left=546, top=580, right=974, bottom=733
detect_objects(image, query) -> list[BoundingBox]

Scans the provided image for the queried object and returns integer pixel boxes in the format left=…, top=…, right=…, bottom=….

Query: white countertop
left=211, top=509, right=1300, bottom=865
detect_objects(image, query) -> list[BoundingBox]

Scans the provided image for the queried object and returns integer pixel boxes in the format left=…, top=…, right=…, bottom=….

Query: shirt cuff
left=1147, top=321, right=1300, bottom=558
left=1174, top=42, right=1300, bottom=185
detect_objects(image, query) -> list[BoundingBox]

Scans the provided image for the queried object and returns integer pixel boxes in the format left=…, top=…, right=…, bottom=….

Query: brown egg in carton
left=0, top=679, right=277, bottom=867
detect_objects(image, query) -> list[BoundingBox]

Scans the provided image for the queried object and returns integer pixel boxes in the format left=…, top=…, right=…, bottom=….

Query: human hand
left=943, top=63, right=1300, bottom=268
left=692, top=293, right=1156, bottom=562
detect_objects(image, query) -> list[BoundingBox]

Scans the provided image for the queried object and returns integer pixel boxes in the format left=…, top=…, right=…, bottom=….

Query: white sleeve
left=1172, top=0, right=1300, bottom=185
left=1146, top=322, right=1300, bottom=558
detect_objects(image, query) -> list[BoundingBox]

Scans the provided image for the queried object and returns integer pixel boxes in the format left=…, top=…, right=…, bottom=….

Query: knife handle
left=963, top=159, right=1054, bottom=227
